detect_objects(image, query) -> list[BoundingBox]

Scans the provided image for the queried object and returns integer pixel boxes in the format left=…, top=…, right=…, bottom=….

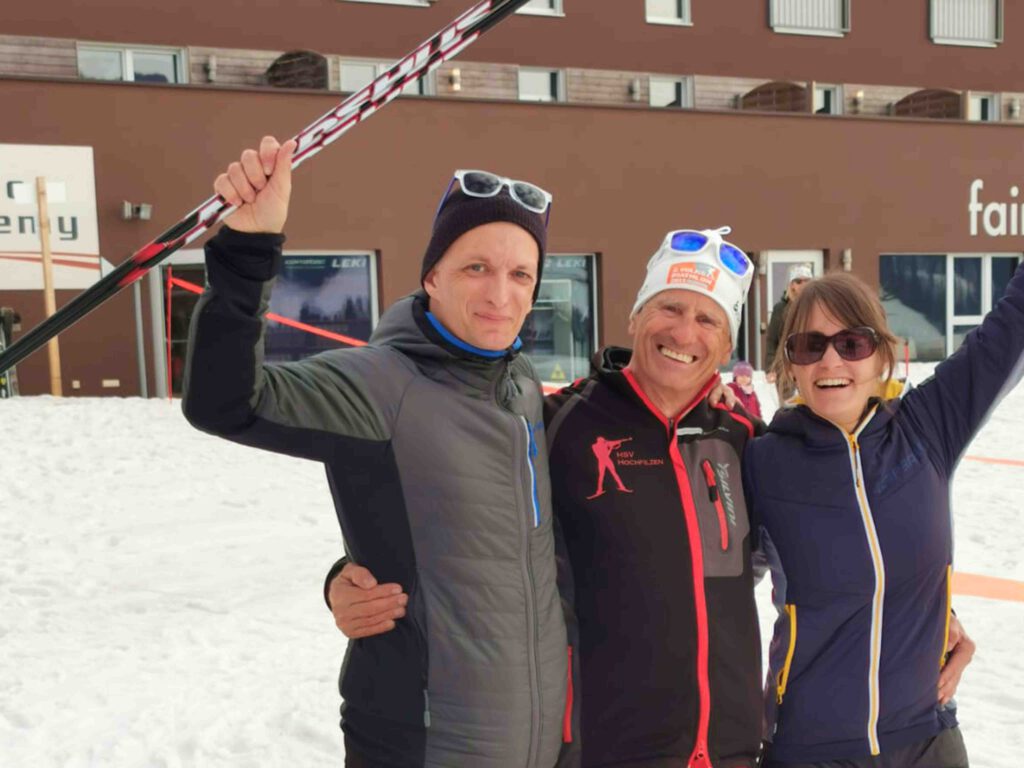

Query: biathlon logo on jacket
left=546, top=347, right=763, bottom=768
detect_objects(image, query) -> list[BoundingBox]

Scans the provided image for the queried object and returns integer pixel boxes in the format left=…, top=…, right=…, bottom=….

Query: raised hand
left=213, top=136, right=297, bottom=234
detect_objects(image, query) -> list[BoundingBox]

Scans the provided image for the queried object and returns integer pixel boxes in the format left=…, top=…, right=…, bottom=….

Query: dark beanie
left=421, top=189, right=547, bottom=301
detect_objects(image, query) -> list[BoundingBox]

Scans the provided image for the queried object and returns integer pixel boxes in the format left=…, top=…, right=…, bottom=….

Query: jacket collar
left=590, top=346, right=719, bottom=427
left=770, top=377, right=908, bottom=445
left=369, top=292, right=520, bottom=396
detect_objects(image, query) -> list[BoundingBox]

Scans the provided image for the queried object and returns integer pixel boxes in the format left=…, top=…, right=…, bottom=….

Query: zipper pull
left=502, top=364, right=519, bottom=402
left=423, top=689, right=431, bottom=728
left=701, top=459, right=719, bottom=502
left=688, top=745, right=713, bottom=768
left=526, top=420, right=538, bottom=458
left=848, top=436, right=861, bottom=488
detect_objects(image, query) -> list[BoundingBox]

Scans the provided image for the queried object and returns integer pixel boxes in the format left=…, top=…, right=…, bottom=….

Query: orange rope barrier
left=963, top=454, right=1024, bottom=468
left=953, top=572, right=1024, bottom=602
left=169, top=276, right=368, bottom=347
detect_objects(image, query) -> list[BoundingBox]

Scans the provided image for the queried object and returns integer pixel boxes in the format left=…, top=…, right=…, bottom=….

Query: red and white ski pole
left=0, top=0, right=532, bottom=377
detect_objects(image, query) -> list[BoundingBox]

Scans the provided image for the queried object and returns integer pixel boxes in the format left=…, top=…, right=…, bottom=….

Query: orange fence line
left=953, top=572, right=1024, bottom=603
left=963, top=454, right=1024, bottom=468
left=169, top=276, right=368, bottom=347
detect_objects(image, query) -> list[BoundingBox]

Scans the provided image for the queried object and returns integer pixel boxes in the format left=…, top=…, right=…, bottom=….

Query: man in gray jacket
left=183, top=136, right=569, bottom=767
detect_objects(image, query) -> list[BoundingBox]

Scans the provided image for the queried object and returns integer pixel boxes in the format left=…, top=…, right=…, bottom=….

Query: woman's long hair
left=771, top=272, right=900, bottom=404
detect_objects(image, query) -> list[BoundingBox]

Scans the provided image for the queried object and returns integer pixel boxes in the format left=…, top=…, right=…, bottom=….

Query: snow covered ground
left=0, top=363, right=1021, bottom=766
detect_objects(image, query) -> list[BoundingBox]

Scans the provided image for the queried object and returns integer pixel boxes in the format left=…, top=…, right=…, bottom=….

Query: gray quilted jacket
left=183, top=227, right=568, bottom=767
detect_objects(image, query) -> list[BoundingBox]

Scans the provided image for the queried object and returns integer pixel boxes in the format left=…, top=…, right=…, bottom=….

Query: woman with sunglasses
left=743, top=268, right=1023, bottom=768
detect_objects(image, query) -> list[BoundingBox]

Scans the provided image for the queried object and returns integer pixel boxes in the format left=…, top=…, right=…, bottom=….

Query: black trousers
left=762, top=726, right=969, bottom=768
left=344, top=747, right=393, bottom=768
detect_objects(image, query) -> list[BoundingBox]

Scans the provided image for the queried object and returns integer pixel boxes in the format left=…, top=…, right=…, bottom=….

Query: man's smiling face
left=627, top=289, right=733, bottom=411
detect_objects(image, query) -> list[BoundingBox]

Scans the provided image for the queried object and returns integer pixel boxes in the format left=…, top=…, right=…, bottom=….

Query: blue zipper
left=522, top=417, right=541, bottom=528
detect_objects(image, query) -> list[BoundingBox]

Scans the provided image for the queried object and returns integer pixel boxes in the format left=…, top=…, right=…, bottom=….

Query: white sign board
left=0, top=144, right=112, bottom=290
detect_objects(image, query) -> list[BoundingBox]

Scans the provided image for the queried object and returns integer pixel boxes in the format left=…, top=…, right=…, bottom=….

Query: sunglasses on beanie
left=435, top=169, right=553, bottom=224
left=784, top=327, right=880, bottom=366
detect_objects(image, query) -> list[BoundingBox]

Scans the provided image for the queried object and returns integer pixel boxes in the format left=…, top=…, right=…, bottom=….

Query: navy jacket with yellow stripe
left=744, top=260, right=1024, bottom=762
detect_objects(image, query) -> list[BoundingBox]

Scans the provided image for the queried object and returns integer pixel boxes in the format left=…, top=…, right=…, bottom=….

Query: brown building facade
left=2, top=0, right=1023, bottom=396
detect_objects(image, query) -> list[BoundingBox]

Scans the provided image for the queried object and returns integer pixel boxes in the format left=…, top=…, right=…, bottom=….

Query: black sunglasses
left=784, top=327, right=880, bottom=366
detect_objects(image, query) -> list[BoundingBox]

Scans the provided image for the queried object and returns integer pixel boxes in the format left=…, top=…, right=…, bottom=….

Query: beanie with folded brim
left=420, top=189, right=547, bottom=301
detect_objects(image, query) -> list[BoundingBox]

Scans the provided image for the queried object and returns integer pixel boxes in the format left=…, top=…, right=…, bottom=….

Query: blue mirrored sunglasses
left=434, top=169, right=553, bottom=225
left=667, top=230, right=751, bottom=277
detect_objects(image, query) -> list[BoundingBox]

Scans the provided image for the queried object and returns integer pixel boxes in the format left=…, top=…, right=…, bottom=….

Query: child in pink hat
left=727, top=360, right=762, bottom=419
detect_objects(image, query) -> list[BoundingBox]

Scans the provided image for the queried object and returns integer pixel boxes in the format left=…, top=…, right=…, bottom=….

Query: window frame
left=645, top=0, right=693, bottom=26
left=879, top=252, right=1021, bottom=360
left=813, top=83, right=843, bottom=115
left=966, top=91, right=1000, bottom=122
left=930, top=0, right=1003, bottom=47
left=527, top=252, right=600, bottom=384
left=338, top=57, right=435, bottom=96
left=517, top=0, right=565, bottom=17
left=341, top=0, right=431, bottom=7
left=649, top=75, right=694, bottom=108
left=159, top=248, right=380, bottom=393
left=517, top=67, right=565, bottom=103
left=769, top=0, right=851, bottom=37
left=77, top=43, right=187, bottom=84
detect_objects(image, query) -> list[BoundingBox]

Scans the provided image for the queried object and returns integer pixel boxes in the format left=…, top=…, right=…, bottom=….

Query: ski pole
left=0, top=0, right=532, bottom=377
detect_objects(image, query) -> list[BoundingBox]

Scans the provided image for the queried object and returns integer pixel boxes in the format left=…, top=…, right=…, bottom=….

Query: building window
left=518, top=0, right=563, bottom=15
left=521, top=255, right=598, bottom=384
left=931, top=0, right=1002, bottom=47
left=342, top=0, right=430, bottom=6
left=813, top=84, right=842, bottom=114
left=518, top=68, right=563, bottom=102
left=164, top=253, right=378, bottom=394
left=646, top=0, right=692, bottom=25
left=967, top=92, right=999, bottom=122
left=78, top=45, right=185, bottom=84
left=650, top=76, right=692, bottom=108
left=340, top=59, right=433, bottom=96
left=265, top=253, right=378, bottom=363
left=770, top=0, right=850, bottom=36
left=880, top=252, right=1020, bottom=360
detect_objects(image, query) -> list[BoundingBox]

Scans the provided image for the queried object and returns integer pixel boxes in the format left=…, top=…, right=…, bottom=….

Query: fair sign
left=0, top=144, right=112, bottom=290
left=969, top=179, right=1024, bottom=238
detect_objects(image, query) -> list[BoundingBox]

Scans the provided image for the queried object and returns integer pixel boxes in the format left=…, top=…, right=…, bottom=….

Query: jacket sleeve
left=181, top=226, right=392, bottom=461
left=901, top=259, right=1024, bottom=474
left=323, top=556, right=350, bottom=609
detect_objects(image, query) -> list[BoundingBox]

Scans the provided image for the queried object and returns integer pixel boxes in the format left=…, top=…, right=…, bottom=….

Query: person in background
left=727, top=360, right=762, bottom=420
left=765, top=264, right=813, bottom=386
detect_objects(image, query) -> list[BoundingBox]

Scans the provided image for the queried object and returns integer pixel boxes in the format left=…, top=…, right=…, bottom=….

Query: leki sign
left=968, top=179, right=1024, bottom=238
left=0, top=144, right=111, bottom=290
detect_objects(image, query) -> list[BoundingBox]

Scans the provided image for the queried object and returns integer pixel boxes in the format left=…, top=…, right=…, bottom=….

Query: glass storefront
left=880, top=253, right=1020, bottom=361
left=165, top=251, right=598, bottom=393
left=520, top=254, right=598, bottom=384
left=265, top=254, right=376, bottom=364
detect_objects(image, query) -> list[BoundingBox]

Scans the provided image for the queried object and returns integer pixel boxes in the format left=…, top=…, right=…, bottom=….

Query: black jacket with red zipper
left=545, top=348, right=764, bottom=768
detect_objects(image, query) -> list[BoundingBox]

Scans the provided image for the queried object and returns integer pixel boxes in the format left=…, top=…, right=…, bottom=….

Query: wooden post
left=36, top=177, right=63, bottom=396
